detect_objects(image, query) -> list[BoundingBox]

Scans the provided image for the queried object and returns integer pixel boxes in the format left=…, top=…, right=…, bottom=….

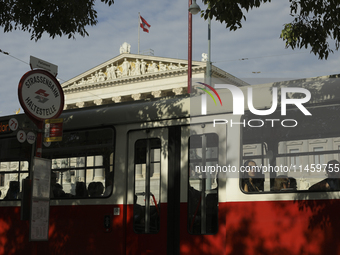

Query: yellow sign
left=44, top=118, right=63, bottom=142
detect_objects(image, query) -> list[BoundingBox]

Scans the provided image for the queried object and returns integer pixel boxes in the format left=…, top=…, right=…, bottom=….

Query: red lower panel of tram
left=0, top=199, right=339, bottom=254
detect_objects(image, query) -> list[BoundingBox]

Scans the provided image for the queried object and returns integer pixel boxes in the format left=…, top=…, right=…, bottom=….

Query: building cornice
left=64, top=65, right=204, bottom=94
left=61, top=53, right=205, bottom=89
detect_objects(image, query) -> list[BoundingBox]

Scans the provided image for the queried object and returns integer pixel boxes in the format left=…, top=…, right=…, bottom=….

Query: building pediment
left=62, top=53, right=206, bottom=92
left=61, top=43, right=248, bottom=110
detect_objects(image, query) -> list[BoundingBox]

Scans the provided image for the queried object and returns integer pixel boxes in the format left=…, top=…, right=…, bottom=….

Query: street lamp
left=189, top=0, right=201, bottom=15
left=188, top=0, right=201, bottom=94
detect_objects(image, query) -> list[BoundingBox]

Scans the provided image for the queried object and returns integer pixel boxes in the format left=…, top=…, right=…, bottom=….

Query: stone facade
left=61, top=43, right=248, bottom=109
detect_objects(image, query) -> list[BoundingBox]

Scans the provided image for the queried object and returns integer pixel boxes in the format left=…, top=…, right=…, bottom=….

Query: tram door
left=126, top=128, right=177, bottom=255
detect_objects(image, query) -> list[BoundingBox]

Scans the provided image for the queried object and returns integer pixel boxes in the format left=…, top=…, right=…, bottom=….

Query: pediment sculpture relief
left=71, top=59, right=188, bottom=87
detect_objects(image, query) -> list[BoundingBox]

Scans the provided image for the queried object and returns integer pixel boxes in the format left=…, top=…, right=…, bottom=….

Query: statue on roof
left=159, top=62, right=166, bottom=72
left=133, top=59, right=141, bottom=76
left=148, top=61, right=158, bottom=73
left=120, top=42, right=131, bottom=54
left=107, top=64, right=117, bottom=80
left=201, top=53, right=208, bottom=62
left=122, top=58, right=131, bottom=76
left=141, top=59, right=147, bottom=75
left=98, top=69, right=106, bottom=81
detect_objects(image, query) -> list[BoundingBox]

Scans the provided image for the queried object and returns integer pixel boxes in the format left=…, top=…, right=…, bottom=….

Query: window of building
left=289, top=148, right=300, bottom=167
left=313, top=147, right=325, bottom=165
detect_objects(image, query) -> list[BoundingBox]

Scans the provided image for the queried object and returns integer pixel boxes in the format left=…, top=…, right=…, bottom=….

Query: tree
left=201, top=0, right=340, bottom=59
left=0, top=0, right=114, bottom=40
left=2, top=0, right=338, bottom=60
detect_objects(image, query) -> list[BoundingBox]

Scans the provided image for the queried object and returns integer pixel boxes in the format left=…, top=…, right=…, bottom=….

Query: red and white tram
left=0, top=75, right=340, bottom=254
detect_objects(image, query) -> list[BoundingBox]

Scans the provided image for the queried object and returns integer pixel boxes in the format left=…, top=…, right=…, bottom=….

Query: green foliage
left=0, top=0, right=114, bottom=40
left=201, top=0, right=272, bottom=31
left=2, top=0, right=339, bottom=60
left=202, top=0, right=340, bottom=59
left=280, top=0, right=340, bottom=60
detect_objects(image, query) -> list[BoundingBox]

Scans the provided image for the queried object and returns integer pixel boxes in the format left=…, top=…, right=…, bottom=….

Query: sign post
left=18, top=68, right=64, bottom=242
left=30, top=56, right=58, bottom=77
left=18, top=69, right=64, bottom=156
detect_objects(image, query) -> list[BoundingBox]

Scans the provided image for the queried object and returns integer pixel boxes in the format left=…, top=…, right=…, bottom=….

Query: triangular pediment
left=62, top=53, right=206, bottom=90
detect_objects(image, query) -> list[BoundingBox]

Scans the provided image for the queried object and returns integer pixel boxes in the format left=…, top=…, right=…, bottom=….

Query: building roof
left=61, top=43, right=248, bottom=109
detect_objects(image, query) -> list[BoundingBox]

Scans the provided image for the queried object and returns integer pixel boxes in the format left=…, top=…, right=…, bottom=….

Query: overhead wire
left=0, top=49, right=67, bottom=82
left=213, top=51, right=310, bottom=63
left=1, top=47, right=334, bottom=79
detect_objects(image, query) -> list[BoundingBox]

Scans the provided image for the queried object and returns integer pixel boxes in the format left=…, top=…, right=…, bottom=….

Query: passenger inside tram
left=88, top=182, right=104, bottom=197
left=4, top=181, right=19, bottom=200
left=288, top=177, right=297, bottom=190
left=75, top=182, right=88, bottom=197
left=271, top=175, right=289, bottom=191
left=242, top=160, right=264, bottom=192
left=103, top=171, right=113, bottom=196
left=53, top=183, right=66, bottom=198
left=309, top=160, right=340, bottom=191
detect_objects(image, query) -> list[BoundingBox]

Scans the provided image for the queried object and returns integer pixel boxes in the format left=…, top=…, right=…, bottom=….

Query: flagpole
left=138, top=12, right=140, bottom=54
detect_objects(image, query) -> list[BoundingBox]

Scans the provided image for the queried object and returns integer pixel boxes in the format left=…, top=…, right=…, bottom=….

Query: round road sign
left=17, top=130, right=26, bottom=143
left=18, top=69, right=64, bottom=121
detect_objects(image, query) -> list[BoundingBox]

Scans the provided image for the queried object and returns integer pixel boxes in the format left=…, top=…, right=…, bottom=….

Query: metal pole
left=145, top=139, right=150, bottom=233
left=201, top=135, right=206, bottom=234
left=188, top=0, right=192, bottom=94
left=206, top=17, right=211, bottom=86
left=138, top=13, right=140, bottom=55
left=35, top=121, right=43, bottom=158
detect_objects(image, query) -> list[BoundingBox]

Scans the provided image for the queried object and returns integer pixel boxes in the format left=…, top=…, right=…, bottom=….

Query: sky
left=1, top=0, right=340, bottom=116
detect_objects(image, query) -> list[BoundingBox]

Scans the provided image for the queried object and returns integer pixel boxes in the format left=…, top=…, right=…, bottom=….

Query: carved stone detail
left=151, top=90, right=163, bottom=98
left=76, top=102, right=85, bottom=108
left=112, top=96, right=122, bottom=103
left=69, top=57, right=189, bottom=88
left=131, top=93, right=143, bottom=101
left=94, top=99, right=103, bottom=106
left=172, top=87, right=184, bottom=95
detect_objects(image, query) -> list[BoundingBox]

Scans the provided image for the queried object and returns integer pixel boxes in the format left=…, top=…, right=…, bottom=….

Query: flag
left=140, top=16, right=151, bottom=33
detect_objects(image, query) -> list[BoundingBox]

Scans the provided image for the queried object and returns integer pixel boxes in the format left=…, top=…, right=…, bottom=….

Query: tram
left=0, top=75, right=340, bottom=254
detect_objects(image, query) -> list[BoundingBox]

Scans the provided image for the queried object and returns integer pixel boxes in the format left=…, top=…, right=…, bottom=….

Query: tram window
left=243, top=141, right=340, bottom=192
left=0, top=137, right=31, bottom=200
left=188, top=133, right=218, bottom=235
left=242, top=105, right=340, bottom=193
left=133, top=138, right=161, bottom=234
left=276, top=140, right=340, bottom=191
left=43, top=128, right=114, bottom=199
left=242, top=143, right=267, bottom=192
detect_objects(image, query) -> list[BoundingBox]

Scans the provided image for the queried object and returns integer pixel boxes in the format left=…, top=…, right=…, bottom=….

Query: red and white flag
left=140, top=16, right=151, bottom=33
